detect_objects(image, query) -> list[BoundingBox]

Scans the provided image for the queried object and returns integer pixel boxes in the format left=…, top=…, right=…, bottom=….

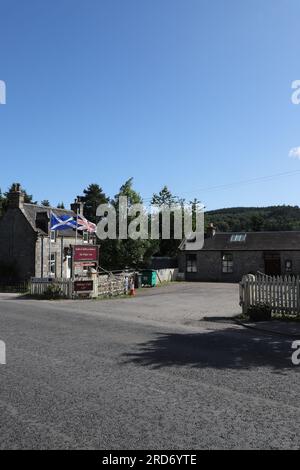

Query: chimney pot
left=70, top=197, right=84, bottom=215
left=8, top=183, right=24, bottom=209
left=207, top=223, right=216, bottom=238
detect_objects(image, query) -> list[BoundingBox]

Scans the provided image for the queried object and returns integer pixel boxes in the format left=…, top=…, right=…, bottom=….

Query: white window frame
left=186, top=254, right=197, bottom=273
left=50, top=253, right=56, bottom=276
left=285, top=260, right=292, bottom=272
left=83, top=231, right=89, bottom=243
left=50, top=230, right=57, bottom=243
left=222, top=253, right=233, bottom=273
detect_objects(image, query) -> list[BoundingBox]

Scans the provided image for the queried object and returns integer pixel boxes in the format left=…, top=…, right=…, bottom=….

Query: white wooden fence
left=30, top=269, right=176, bottom=299
left=240, top=273, right=300, bottom=315
left=31, top=275, right=129, bottom=298
left=155, top=268, right=178, bottom=283
left=30, top=278, right=73, bottom=298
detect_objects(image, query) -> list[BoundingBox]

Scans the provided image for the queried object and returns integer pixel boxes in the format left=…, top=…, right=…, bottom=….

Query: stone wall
left=35, top=235, right=87, bottom=278
left=179, top=250, right=300, bottom=283
left=0, top=208, right=36, bottom=280
left=0, top=207, right=91, bottom=280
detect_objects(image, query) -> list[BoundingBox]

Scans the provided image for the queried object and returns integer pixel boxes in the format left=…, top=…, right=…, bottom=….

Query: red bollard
left=129, top=279, right=136, bottom=296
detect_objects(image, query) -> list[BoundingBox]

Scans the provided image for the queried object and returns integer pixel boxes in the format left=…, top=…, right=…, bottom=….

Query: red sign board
left=74, top=280, right=94, bottom=292
left=73, top=245, right=99, bottom=263
left=77, top=262, right=96, bottom=267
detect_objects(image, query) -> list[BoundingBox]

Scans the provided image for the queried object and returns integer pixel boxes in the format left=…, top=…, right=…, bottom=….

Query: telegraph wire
left=141, top=169, right=300, bottom=205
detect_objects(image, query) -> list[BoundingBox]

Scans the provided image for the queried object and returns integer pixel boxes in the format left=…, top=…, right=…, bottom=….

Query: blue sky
left=1, top=0, right=300, bottom=210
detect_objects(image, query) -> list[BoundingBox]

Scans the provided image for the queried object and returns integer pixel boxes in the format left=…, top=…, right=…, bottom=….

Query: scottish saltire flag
left=50, top=212, right=77, bottom=231
left=76, top=214, right=96, bottom=233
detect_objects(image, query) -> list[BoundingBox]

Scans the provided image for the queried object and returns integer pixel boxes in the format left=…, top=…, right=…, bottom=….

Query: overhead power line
left=142, top=169, right=300, bottom=204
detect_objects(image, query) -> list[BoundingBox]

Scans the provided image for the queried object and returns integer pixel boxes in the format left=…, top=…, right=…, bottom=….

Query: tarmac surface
left=0, top=282, right=299, bottom=449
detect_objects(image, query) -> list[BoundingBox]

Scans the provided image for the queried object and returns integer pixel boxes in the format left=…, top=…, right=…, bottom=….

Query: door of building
left=66, top=255, right=72, bottom=278
left=264, top=254, right=281, bottom=276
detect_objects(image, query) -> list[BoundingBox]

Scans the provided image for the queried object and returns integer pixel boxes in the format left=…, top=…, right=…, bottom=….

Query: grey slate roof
left=180, top=231, right=300, bottom=251
left=22, top=204, right=82, bottom=237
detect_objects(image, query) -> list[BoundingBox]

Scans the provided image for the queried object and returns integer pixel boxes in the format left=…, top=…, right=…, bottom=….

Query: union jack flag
left=76, top=214, right=96, bottom=233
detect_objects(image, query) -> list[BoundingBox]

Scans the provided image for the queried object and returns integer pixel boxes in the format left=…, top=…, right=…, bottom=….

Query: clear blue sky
left=1, top=0, right=300, bottom=210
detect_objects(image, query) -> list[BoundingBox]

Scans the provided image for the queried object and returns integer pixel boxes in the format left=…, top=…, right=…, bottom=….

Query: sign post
left=71, top=245, right=99, bottom=298
left=74, top=280, right=94, bottom=293
left=73, top=245, right=99, bottom=264
left=71, top=245, right=99, bottom=279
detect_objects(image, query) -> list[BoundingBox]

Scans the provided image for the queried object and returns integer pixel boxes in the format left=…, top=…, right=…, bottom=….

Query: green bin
left=141, top=269, right=157, bottom=287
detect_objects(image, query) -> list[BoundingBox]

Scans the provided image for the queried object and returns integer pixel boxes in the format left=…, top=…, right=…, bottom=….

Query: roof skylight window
left=230, top=234, right=247, bottom=242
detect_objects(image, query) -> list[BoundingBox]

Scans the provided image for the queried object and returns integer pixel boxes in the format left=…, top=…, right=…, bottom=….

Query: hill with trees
left=205, top=205, right=300, bottom=232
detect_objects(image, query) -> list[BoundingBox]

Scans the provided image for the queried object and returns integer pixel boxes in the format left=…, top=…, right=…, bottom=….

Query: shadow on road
left=123, top=327, right=300, bottom=372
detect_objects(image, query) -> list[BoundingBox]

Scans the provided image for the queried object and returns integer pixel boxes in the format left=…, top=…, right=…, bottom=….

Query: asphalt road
left=0, top=284, right=300, bottom=449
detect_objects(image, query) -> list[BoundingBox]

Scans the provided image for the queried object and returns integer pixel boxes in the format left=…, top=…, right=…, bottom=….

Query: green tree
left=0, top=189, right=5, bottom=217
left=81, top=183, right=108, bottom=223
left=151, top=186, right=181, bottom=257
left=152, top=185, right=178, bottom=207
left=57, top=202, right=65, bottom=209
left=100, top=178, right=158, bottom=270
left=205, top=205, right=300, bottom=232
left=5, top=183, right=37, bottom=204
left=1, top=183, right=37, bottom=212
left=250, top=214, right=264, bottom=232
left=189, top=198, right=204, bottom=232
left=40, top=199, right=50, bottom=207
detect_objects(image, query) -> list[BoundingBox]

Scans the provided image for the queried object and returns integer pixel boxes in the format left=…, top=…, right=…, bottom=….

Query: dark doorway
left=264, top=254, right=281, bottom=276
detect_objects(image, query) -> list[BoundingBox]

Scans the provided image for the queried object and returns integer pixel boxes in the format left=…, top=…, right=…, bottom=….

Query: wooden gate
left=240, top=273, right=300, bottom=316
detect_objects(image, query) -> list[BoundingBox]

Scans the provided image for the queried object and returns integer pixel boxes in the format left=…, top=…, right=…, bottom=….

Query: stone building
left=0, top=185, right=94, bottom=280
left=178, top=224, right=300, bottom=282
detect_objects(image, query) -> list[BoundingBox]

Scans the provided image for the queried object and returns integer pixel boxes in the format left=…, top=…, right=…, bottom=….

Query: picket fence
left=30, top=278, right=73, bottom=298
left=30, top=275, right=129, bottom=298
left=240, top=273, right=300, bottom=315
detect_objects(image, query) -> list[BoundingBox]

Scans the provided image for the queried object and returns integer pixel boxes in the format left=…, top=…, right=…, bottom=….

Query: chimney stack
left=206, top=223, right=216, bottom=238
left=8, top=183, right=24, bottom=209
left=71, top=196, right=84, bottom=216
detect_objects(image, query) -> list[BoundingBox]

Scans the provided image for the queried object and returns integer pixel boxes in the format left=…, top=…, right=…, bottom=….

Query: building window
left=222, top=253, right=233, bottom=273
left=230, top=234, right=246, bottom=242
left=50, top=230, right=57, bottom=243
left=285, top=260, right=292, bottom=272
left=186, top=254, right=197, bottom=273
left=50, top=253, right=56, bottom=276
left=83, top=231, right=89, bottom=243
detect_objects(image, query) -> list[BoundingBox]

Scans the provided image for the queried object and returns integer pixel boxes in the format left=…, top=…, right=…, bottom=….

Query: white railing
left=30, top=278, right=73, bottom=298
left=155, top=268, right=178, bottom=283
left=31, top=271, right=155, bottom=299
left=240, top=273, right=300, bottom=315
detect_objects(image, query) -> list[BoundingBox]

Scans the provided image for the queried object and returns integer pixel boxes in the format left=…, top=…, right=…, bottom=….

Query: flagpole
left=73, top=207, right=79, bottom=283
left=49, top=210, right=52, bottom=278
left=75, top=207, right=78, bottom=246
